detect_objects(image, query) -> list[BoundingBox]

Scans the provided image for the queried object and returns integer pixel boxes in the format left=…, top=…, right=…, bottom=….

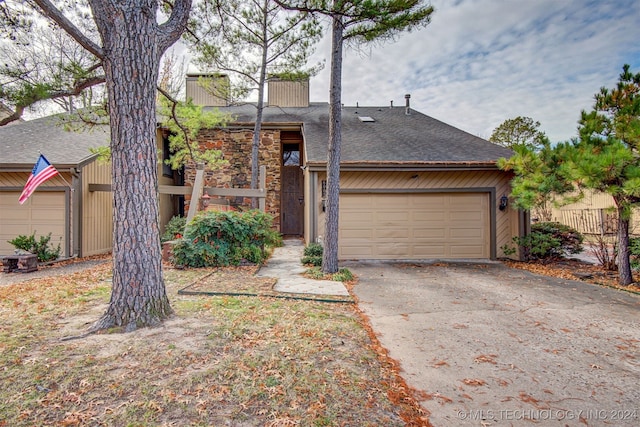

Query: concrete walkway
left=256, top=239, right=350, bottom=296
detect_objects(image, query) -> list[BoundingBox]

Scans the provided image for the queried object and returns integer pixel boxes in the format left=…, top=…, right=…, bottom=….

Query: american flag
left=18, top=154, right=60, bottom=204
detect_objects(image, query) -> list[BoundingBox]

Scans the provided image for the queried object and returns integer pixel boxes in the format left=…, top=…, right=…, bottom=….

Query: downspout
left=71, top=167, right=82, bottom=257
left=310, top=171, right=318, bottom=244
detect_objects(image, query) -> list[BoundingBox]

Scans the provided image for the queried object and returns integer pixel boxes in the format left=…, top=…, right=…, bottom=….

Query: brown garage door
left=0, top=191, right=67, bottom=256
left=339, top=192, right=490, bottom=259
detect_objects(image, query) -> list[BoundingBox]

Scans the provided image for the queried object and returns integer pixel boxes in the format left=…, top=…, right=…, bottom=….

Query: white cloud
left=307, top=0, right=640, bottom=142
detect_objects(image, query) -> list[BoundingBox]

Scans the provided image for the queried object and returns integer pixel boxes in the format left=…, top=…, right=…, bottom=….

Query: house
left=0, top=115, right=112, bottom=257
left=0, top=114, right=184, bottom=258
left=188, top=76, right=523, bottom=260
left=0, top=78, right=522, bottom=262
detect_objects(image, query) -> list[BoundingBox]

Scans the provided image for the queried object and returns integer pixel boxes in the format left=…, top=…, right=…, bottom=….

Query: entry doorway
left=280, top=131, right=304, bottom=235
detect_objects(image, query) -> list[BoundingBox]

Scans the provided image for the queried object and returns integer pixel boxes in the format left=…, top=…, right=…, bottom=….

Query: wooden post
left=259, top=165, right=266, bottom=212
left=185, top=163, right=205, bottom=227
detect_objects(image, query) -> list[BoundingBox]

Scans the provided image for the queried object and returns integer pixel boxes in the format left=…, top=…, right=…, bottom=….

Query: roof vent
left=405, top=94, right=411, bottom=115
left=358, top=116, right=375, bottom=122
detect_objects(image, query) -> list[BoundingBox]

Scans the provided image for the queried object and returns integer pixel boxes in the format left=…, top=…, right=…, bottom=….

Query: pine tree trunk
left=322, top=15, right=343, bottom=274
left=616, top=205, right=633, bottom=286
left=251, top=13, right=269, bottom=209
left=90, top=0, right=172, bottom=332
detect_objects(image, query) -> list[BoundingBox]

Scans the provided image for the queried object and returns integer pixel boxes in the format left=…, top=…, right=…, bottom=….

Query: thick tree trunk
left=616, top=205, right=633, bottom=286
left=322, top=15, right=343, bottom=274
left=90, top=0, right=172, bottom=332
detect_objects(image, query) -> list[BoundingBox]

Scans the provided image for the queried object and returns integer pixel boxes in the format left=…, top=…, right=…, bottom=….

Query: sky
left=296, top=0, right=640, bottom=143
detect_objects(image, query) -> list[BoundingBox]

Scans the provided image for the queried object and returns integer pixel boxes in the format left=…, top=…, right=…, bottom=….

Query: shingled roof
left=0, top=115, right=110, bottom=169
left=214, top=102, right=512, bottom=167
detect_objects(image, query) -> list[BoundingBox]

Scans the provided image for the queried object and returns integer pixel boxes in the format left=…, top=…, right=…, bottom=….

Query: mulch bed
left=503, top=258, right=640, bottom=295
left=177, top=265, right=354, bottom=303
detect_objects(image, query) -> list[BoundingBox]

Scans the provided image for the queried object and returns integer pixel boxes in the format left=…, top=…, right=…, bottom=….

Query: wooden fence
left=557, top=208, right=617, bottom=235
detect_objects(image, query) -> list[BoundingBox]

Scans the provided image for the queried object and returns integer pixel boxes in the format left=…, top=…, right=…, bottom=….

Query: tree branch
left=32, top=0, right=103, bottom=59
left=0, top=75, right=106, bottom=126
left=158, top=0, right=193, bottom=54
left=156, top=85, right=197, bottom=163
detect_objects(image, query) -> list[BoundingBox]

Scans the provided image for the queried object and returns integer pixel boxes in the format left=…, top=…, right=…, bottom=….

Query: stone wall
left=184, top=128, right=282, bottom=229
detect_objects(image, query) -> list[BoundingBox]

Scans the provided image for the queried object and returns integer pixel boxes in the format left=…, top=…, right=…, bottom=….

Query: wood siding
left=267, top=79, right=309, bottom=107
left=81, top=160, right=113, bottom=256
left=186, top=74, right=229, bottom=107
left=314, top=170, right=518, bottom=259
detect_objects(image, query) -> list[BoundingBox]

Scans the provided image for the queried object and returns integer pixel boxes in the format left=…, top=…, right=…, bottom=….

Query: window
left=283, top=143, right=300, bottom=166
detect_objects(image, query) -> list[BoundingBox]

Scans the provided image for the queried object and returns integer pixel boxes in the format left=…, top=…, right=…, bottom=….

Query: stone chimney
left=267, top=76, right=310, bottom=107
left=186, top=73, right=230, bottom=107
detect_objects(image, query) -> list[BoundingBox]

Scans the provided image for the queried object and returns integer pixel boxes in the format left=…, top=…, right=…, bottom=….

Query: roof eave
left=0, top=153, right=99, bottom=172
left=306, top=161, right=502, bottom=172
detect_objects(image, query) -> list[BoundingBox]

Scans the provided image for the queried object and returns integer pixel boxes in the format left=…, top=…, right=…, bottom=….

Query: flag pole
left=37, top=151, right=73, bottom=190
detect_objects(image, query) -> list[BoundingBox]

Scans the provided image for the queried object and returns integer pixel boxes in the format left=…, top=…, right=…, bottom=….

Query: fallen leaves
left=462, top=378, right=486, bottom=386
left=503, top=258, right=640, bottom=295
left=0, top=263, right=417, bottom=427
left=474, top=354, right=498, bottom=364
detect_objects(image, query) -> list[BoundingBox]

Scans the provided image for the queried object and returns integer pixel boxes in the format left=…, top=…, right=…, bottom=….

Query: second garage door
left=0, top=191, right=67, bottom=256
left=339, top=192, right=490, bottom=260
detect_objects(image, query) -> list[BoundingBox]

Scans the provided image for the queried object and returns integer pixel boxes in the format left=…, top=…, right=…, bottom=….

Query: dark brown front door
left=281, top=166, right=303, bottom=235
left=281, top=138, right=304, bottom=235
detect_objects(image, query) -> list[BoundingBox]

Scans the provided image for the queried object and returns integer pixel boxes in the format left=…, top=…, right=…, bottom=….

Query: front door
left=281, top=139, right=303, bottom=235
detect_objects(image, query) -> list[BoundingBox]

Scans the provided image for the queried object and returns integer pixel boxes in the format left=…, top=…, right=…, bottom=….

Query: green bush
left=332, top=268, right=354, bottom=282
left=171, top=210, right=282, bottom=267
left=304, top=242, right=323, bottom=257
left=515, top=221, right=583, bottom=261
left=304, top=266, right=354, bottom=282
left=161, top=215, right=187, bottom=242
left=8, top=232, right=61, bottom=262
left=301, top=242, right=323, bottom=266
left=305, top=266, right=325, bottom=280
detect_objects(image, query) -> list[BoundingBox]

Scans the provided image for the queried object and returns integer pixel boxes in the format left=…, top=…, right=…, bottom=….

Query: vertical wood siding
left=315, top=169, right=518, bottom=258
left=267, top=79, right=309, bottom=107
left=81, top=161, right=113, bottom=256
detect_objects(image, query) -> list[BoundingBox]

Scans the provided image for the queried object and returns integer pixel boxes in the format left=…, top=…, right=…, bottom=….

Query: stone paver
left=257, top=239, right=349, bottom=296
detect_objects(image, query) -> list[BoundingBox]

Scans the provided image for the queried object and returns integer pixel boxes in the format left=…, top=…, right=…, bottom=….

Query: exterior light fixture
left=499, top=194, right=508, bottom=211
left=201, top=192, right=211, bottom=210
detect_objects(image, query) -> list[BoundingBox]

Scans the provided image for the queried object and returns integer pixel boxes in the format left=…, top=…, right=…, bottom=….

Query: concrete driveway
left=346, top=261, right=640, bottom=426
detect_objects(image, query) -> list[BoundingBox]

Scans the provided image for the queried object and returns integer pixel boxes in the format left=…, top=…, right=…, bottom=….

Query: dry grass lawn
left=0, top=263, right=429, bottom=426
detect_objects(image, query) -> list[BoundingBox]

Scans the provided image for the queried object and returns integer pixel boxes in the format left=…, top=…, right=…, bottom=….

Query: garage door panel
left=378, top=244, right=411, bottom=256
left=413, top=211, right=446, bottom=221
left=376, top=228, right=410, bottom=239
left=339, top=193, right=490, bottom=260
left=341, top=194, right=369, bottom=208
left=413, top=195, right=446, bottom=206
left=413, top=245, right=447, bottom=257
left=31, top=210, right=65, bottom=221
left=413, top=227, right=446, bottom=239
left=450, top=245, right=486, bottom=257
left=378, top=195, right=410, bottom=207
left=450, top=228, right=483, bottom=238
left=377, top=211, right=409, bottom=221
left=341, top=229, right=373, bottom=239
left=341, top=245, right=373, bottom=257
